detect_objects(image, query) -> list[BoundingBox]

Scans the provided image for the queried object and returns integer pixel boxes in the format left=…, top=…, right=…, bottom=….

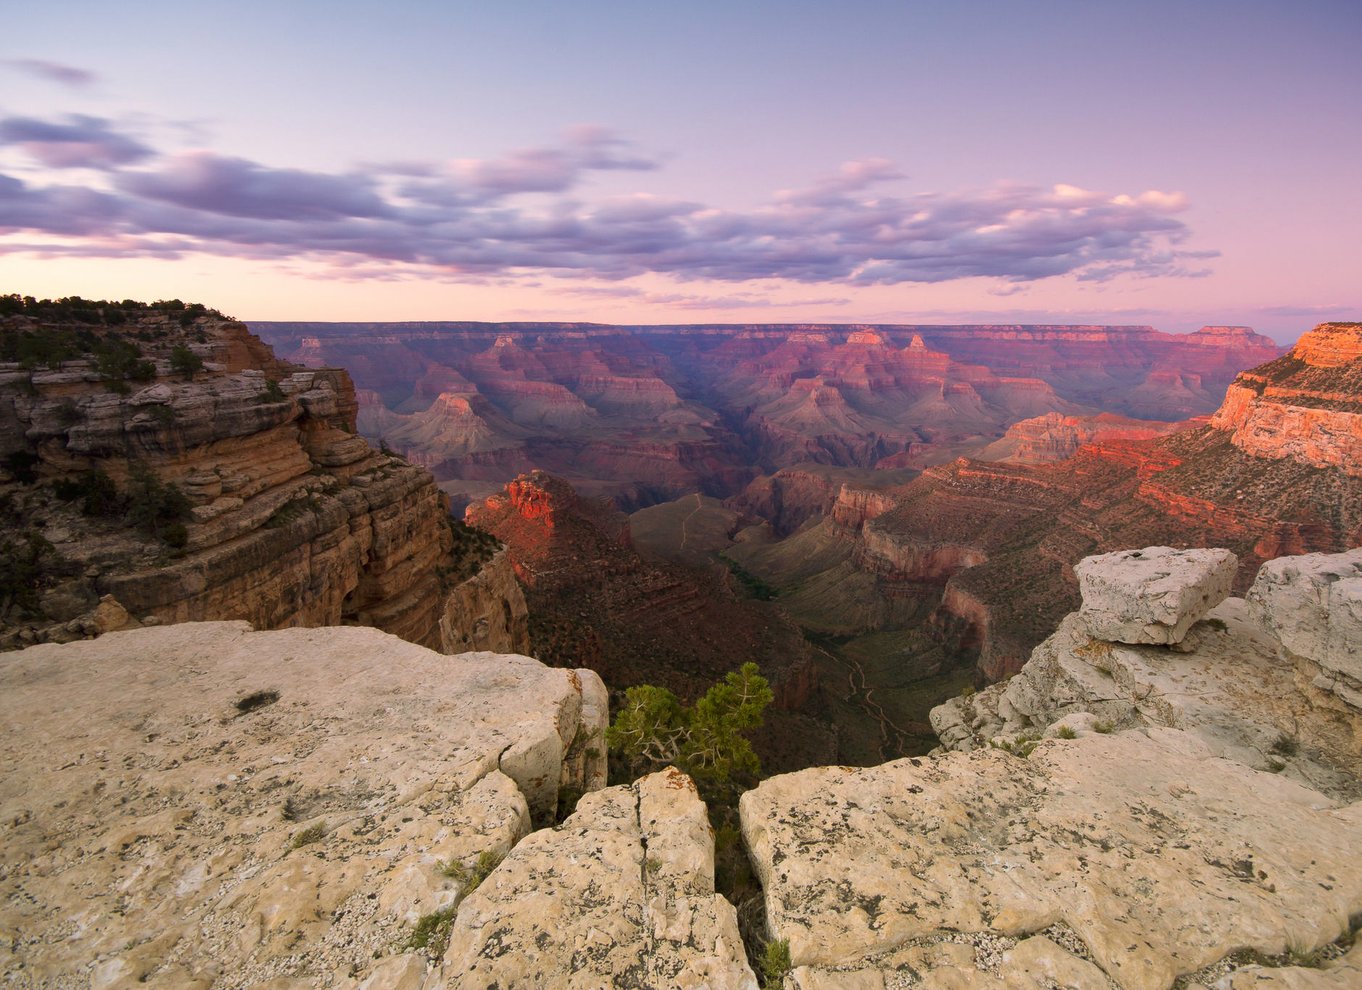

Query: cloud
left=0, top=113, right=1214, bottom=290
left=448, top=126, right=658, bottom=196
left=0, top=114, right=152, bottom=168
left=6, top=59, right=96, bottom=88
left=116, top=152, right=392, bottom=220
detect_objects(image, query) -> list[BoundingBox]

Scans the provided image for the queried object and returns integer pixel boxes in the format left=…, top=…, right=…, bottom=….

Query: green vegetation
left=53, top=469, right=122, bottom=517
left=124, top=465, right=192, bottom=548
left=1270, top=732, right=1300, bottom=757
left=438, top=849, right=504, bottom=894
left=0, top=294, right=227, bottom=325
left=50, top=465, right=191, bottom=548
left=439, top=516, right=502, bottom=586
left=760, top=938, right=792, bottom=987
left=989, top=731, right=1043, bottom=758
left=718, top=554, right=777, bottom=600
left=288, top=821, right=326, bottom=850
left=93, top=337, right=156, bottom=391
left=1093, top=720, right=1115, bottom=734
left=1055, top=725, right=1077, bottom=740
left=256, top=378, right=287, bottom=404
left=0, top=531, right=74, bottom=622
left=3, top=451, right=40, bottom=485
left=407, top=906, right=458, bottom=958
left=607, top=662, right=773, bottom=800
left=169, top=344, right=204, bottom=380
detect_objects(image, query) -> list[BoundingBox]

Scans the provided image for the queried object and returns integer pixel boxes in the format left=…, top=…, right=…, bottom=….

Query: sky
left=1, top=1, right=1359, bottom=342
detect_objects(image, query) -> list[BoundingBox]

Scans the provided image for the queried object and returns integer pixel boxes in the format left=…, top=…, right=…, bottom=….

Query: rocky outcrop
left=1249, top=550, right=1362, bottom=714
left=446, top=767, right=755, bottom=988
left=437, top=548, right=530, bottom=655
left=0, top=310, right=526, bottom=656
left=0, top=622, right=607, bottom=988
left=1211, top=323, right=1362, bottom=477
left=739, top=547, right=1362, bottom=989
left=931, top=548, right=1362, bottom=798
left=741, top=730, right=1362, bottom=990
left=1072, top=546, right=1237, bottom=645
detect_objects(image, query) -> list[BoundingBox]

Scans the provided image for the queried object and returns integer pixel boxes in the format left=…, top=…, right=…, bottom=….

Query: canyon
left=725, top=323, right=1362, bottom=694
left=3, top=304, right=1359, bottom=987
left=254, top=321, right=1278, bottom=510
left=0, top=304, right=526, bottom=656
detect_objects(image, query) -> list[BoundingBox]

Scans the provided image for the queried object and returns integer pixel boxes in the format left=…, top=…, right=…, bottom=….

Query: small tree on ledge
left=606, top=662, right=773, bottom=799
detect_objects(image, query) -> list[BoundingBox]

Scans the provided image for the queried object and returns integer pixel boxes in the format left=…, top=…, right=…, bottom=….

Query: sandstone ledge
left=0, top=622, right=605, bottom=988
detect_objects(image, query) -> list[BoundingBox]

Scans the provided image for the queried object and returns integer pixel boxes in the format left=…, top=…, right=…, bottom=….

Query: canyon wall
left=0, top=309, right=527, bottom=655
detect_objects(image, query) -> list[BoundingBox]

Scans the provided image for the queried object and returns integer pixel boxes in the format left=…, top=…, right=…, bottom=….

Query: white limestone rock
left=1074, top=546, right=1237, bottom=645
left=931, top=600, right=1362, bottom=799
left=441, top=766, right=756, bottom=989
left=1248, top=549, right=1362, bottom=707
left=741, top=729, right=1362, bottom=990
left=0, top=622, right=606, bottom=988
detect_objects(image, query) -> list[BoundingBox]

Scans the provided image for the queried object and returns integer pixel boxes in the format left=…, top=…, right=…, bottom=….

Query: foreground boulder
left=0, top=622, right=606, bottom=988
left=741, top=729, right=1362, bottom=990
left=1073, top=546, right=1237, bottom=645
left=445, top=766, right=756, bottom=989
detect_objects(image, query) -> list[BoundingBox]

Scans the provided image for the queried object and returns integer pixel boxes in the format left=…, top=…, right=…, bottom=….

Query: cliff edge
left=0, top=302, right=527, bottom=655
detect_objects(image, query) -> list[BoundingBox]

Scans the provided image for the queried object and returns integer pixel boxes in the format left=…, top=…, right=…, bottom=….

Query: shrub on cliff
left=124, top=466, right=192, bottom=548
left=169, top=344, right=204, bottom=380
left=607, top=662, right=773, bottom=799
left=0, top=532, right=74, bottom=621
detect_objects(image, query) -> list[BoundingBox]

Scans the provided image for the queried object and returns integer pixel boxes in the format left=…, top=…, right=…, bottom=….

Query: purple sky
left=2, top=1, right=1359, bottom=341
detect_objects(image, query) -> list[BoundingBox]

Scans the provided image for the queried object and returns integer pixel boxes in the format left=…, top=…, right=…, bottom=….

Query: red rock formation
left=798, top=326, right=1361, bottom=681
left=1210, top=323, right=1362, bottom=476
left=980, top=411, right=1191, bottom=464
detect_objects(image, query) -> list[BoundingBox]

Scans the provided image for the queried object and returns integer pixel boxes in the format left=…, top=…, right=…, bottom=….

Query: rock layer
left=0, top=311, right=527, bottom=656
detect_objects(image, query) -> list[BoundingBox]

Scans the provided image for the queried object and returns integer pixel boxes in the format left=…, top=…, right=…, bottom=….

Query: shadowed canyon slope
left=254, top=321, right=1278, bottom=508
left=0, top=304, right=526, bottom=654
left=728, top=323, right=1362, bottom=686
left=465, top=470, right=837, bottom=773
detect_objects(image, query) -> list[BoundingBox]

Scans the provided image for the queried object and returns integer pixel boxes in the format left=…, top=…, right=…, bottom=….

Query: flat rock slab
left=740, top=729, right=1362, bottom=990
left=1074, top=546, right=1237, bottom=644
left=443, top=766, right=756, bottom=989
left=0, top=622, right=605, bottom=989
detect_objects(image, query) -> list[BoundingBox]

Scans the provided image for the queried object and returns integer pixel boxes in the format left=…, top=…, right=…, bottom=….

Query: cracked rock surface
left=0, top=622, right=604, bottom=988
left=442, top=766, right=756, bottom=989
left=740, top=729, right=1362, bottom=990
